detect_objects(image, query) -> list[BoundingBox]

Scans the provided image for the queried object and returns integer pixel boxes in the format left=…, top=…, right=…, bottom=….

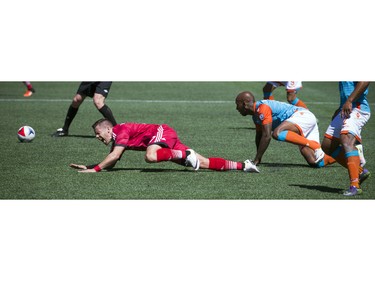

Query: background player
left=23, top=81, right=35, bottom=97
left=262, top=81, right=308, bottom=109
left=235, top=91, right=335, bottom=168
left=52, top=82, right=117, bottom=137
left=321, top=81, right=371, bottom=196
left=70, top=118, right=260, bottom=173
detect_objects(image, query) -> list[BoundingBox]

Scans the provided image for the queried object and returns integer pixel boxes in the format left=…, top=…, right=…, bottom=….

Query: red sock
left=208, top=158, right=242, bottom=171
left=24, top=81, right=33, bottom=90
left=156, top=148, right=186, bottom=162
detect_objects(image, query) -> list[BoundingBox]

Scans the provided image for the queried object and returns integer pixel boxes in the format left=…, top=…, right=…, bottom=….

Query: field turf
left=0, top=82, right=374, bottom=199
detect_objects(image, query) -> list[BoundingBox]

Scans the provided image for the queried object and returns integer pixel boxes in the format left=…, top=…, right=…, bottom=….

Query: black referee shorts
left=77, top=82, right=112, bottom=98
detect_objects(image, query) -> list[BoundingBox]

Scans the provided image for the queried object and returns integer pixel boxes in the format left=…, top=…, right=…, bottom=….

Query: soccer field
left=0, top=81, right=374, bottom=199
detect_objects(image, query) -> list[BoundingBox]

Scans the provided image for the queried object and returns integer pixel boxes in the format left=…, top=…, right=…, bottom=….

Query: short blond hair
left=92, top=118, right=113, bottom=130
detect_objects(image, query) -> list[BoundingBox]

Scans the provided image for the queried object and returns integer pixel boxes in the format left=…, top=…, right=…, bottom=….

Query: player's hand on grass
left=77, top=168, right=97, bottom=173
left=70, top=163, right=102, bottom=173
left=69, top=163, right=88, bottom=170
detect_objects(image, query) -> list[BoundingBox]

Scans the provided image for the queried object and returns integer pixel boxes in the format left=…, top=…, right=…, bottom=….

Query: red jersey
left=111, top=122, right=189, bottom=151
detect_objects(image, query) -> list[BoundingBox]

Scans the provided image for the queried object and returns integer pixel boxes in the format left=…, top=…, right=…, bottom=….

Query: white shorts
left=287, top=109, right=320, bottom=143
left=324, top=108, right=371, bottom=143
left=268, top=81, right=302, bottom=93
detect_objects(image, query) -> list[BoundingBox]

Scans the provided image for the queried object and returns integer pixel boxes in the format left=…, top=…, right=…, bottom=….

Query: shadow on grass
left=109, top=167, right=192, bottom=173
left=228, top=127, right=257, bottom=131
left=259, top=162, right=339, bottom=169
left=67, top=134, right=96, bottom=139
left=290, top=184, right=342, bottom=194
left=260, top=162, right=309, bottom=168
left=50, top=134, right=96, bottom=139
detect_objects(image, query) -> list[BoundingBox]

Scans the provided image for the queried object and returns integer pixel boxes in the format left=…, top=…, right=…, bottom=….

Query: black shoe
left=52, top=128, right=68, bottom=137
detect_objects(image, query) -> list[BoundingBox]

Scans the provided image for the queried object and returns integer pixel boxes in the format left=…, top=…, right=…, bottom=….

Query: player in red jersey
left=69, top=118, right=260, bottom=173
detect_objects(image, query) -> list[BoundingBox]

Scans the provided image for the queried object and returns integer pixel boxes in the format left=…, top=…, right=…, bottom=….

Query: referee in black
left=52, top=82, right=117, bottom=137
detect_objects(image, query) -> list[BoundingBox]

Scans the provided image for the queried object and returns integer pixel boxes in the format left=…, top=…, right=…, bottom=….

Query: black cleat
left=52, top=128, right=68, bottom=137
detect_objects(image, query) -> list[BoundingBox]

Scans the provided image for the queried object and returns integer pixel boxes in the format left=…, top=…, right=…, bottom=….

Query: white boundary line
left=1, top=98, right=373, bottom=105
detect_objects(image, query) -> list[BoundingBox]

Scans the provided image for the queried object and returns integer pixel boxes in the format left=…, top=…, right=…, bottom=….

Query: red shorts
left=148, top=124, right=190, bottom=151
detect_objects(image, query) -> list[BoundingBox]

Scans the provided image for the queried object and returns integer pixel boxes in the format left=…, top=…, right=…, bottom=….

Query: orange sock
left=324, top=154, right=336, bottom=166
left=295, top=99, right=308, bottom=109
left=278, top=131, right=320, bottom=150
left=346, top=152, right=361, bottom=188
left=290, top=97, right=308, bottom=109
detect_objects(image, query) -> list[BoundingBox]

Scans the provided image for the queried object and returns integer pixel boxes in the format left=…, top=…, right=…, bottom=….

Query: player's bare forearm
left=91, top=152, right=120, bottom=172
left=347, top=81, right=370, bottom=103
left=254, top=131, right=262, bottom=164
left=254, top=135, right=271, bottom=165
left=70, top=146, right=125, bottom=173
left=254, top=124, right=272, bottom=165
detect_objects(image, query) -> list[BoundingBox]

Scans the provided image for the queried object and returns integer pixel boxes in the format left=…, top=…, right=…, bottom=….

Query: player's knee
left=272, top=131, right=278, bottom=140
left=145, top=152, right=157, bottom=163
left=72, top=95, right=83, bottom=106
left=273, top=130, right=287, bottom=141
left=93, top=95, right=105, bottom=109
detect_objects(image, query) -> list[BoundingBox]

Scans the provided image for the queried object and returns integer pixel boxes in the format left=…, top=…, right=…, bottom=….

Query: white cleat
left=243, top=159, right=260, bottom=173
left=314, top=148, right=325, bottom=163
left=356, top=144, right=366, bottom=167
left=185, top=149, right=200, bottom=171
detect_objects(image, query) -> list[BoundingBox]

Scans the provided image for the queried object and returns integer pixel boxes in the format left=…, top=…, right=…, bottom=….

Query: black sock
left=99, top=104, right=117, bottom=125
left=63, top=105, right=78, bottom=131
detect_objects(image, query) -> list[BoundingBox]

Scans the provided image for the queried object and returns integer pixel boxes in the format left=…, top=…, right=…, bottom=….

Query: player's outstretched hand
left=69, top=163, right=87, bottom=170
left=70, top=164, right=100, bottom=173
left=78, top=169, right=97, bottom=173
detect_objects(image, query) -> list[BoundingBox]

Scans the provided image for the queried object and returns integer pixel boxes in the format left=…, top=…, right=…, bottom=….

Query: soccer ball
left=17, top=126, right=36, bottom=142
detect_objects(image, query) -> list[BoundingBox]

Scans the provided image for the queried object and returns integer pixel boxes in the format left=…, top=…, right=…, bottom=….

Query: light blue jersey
left=252, top=100, right=302, bottom=130
left=339, top=82, right=370, bottom=113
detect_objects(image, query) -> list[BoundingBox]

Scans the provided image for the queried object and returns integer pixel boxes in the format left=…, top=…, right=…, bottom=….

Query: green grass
left=0, top=82, right=374, bottom=199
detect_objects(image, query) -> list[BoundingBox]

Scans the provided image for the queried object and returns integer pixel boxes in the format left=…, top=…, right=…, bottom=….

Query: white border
left=1, top=1, right=374, bottom=280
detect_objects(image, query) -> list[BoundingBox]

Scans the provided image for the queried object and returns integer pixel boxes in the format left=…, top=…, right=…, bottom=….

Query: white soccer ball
left=17, top=125, right=36, bottom=142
